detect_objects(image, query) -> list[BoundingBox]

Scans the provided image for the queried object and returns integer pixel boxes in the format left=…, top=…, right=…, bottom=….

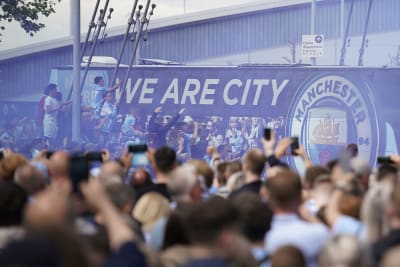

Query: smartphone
left=86, top=151, right=104, bottom=162
left=264, top=128, right=272, bottom=141
left=377, top=156, right=395, bottom=165
left=69, top=155, right=89, bottom=193
left=290, top=137, right=299, bottom=155
left=0, top=151, right=3, bottom=160
left=46, top=151, right=54, bottom=159
left=128, top=144, right=149, bottom=166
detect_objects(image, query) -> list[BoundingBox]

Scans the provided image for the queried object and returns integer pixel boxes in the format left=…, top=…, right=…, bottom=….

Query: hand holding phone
left=69, top=155, right=89, bottom=193
left=377, top=156, right=395, bottom=165
left=86, top=151, right=104, bottom=162
left=290, top=137, right=299, bottom=156
left=128, top=144, right=149, bottom=166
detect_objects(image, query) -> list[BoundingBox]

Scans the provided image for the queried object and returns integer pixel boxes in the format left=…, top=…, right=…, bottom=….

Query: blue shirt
left=265, top=213, right=330, bottom=267
left=332, top=215, right=364, bottom=237
left=100, top=102, right=116, bottom=134
left=122, top=115, right=136, bottom=136
left=93, top=84, right=106, bottom=115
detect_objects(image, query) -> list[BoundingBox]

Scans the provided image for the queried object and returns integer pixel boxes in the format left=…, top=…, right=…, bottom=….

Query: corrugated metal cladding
left=0, top=0, right=399, bottom=100
left=140, top=0, right=400, bottom=62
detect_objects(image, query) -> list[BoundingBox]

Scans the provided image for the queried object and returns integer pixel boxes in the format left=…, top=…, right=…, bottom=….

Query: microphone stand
left=79, top=0, right=111, bottom=95
left=339, top=0, right=354, bottom=66
left=67, top=0, right=101, bottom=101
left=109, top=0, right=140, bottom=88
left=118, top=1, right=156, bottom=108
left=100, top=8, right=114, bottom=43
left=358, top=0, right=373, bottom=66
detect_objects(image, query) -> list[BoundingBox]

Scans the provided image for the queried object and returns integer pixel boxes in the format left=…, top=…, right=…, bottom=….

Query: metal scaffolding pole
left=71, top=0, right=81, bottom=141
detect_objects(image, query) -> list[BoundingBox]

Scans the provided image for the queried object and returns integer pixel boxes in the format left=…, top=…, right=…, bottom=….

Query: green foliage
left=0, top=0, right=61, bottom=40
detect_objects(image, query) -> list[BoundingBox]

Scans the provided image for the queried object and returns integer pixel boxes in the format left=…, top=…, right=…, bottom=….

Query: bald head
left=98, top=161, right=124, bottom=185
left=25, top=187, right=72, bottom=228
left=14, top=164, right=46, bottom=195
left=49, top=151, right=70, bottom=179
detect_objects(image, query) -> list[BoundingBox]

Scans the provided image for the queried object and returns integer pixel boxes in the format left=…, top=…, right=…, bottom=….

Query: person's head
left=46, top=83, right=57, bottom=95
left=132, top=192, right=170, bottom=233
left=232, top=192, right=273, bottom=244
left=271, top=245, right=306, bottom=267
left=102, top=91, right=113, bottom=103
left=216, top=162, right=230, bottom=186
left=0, top=181, right=28, bottom=226
left=14, top=164, right=46, bottom=195
left=129, top=167, right=153, bottom=191
left=226, top=171, right=246, bottom=193
left=168, top=163, right=204, bottom=203
left=98, top=160, right=124, bottom=185
left=346, top=143, right=359, bottom=158
left=242, top=149, right=266, bottom=178
left=377, top=164, right=398, bottom=183
left=0, top=153, right=29, bottom=181
left=251, top=117, right=260, bottom=126
left=105, top=183, right=135, bottom=215
left=229, top=122, right=239, bottom=133
left=303, top=165, right=330, bottom=190
left=162, top=209, right=191, bottom=250
left=24, top=186, right=73, bottom=228
left=154, top=146, right=177, bottom=174
left=187, top=159, right=214, bottom=189
left=94, top=76, right=104, bottom=85
left=47, top=84, right=58, bottom=98
left=318, top=235, right=363, bottom=267
left=48, top=151, right=70, bottom=180
left=183, top=196, right=238, bottom=247
left=265, top=169, right=302, bottom=212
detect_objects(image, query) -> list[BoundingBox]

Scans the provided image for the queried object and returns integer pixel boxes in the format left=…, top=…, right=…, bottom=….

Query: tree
left=0, top=0, right=61, bottom=41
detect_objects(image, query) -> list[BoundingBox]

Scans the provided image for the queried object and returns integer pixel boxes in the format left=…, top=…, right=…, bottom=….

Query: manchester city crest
left=287, top=74, right=380, bottom=171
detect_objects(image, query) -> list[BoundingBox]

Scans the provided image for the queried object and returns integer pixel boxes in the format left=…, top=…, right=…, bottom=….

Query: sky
left=0, top=0, right=284, bottom=51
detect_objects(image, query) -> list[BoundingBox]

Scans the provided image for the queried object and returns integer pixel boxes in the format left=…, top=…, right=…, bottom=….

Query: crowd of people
left=1, top=125, right=400, bottom=267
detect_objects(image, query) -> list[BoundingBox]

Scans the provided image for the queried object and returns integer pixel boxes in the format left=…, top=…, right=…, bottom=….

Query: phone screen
left=377, top=156, right=394, bottom=165
left=69, top=155, right=89, bottom=192
left=128, top=144, right=149, bottom=166
left=290, top=137, right=299, bottom=155
left=264, top=128, right=272, bottom=141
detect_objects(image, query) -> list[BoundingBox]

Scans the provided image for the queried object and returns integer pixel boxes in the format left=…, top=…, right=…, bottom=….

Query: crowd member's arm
left=117, top=150, right=133, bottom=177
left=80, top=179, right=148, bottom=267
left=108, top=79, right=122, bottom=92
left=294, top=144, right=313, bottom=169
left=162, top=107, right=185, bottom=131
left=263, top=137, right=291, bottom=167
left=148, top=106, right=162, bottom=132
left=207, top=145, right=221, bottom=167
left=80, top=179, right=135, bottom=250
left=191, top=121, right=199, bottom=142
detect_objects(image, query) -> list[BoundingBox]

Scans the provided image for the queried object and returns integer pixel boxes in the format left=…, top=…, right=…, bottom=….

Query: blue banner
left=60, top=66, right=400, bottom=169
